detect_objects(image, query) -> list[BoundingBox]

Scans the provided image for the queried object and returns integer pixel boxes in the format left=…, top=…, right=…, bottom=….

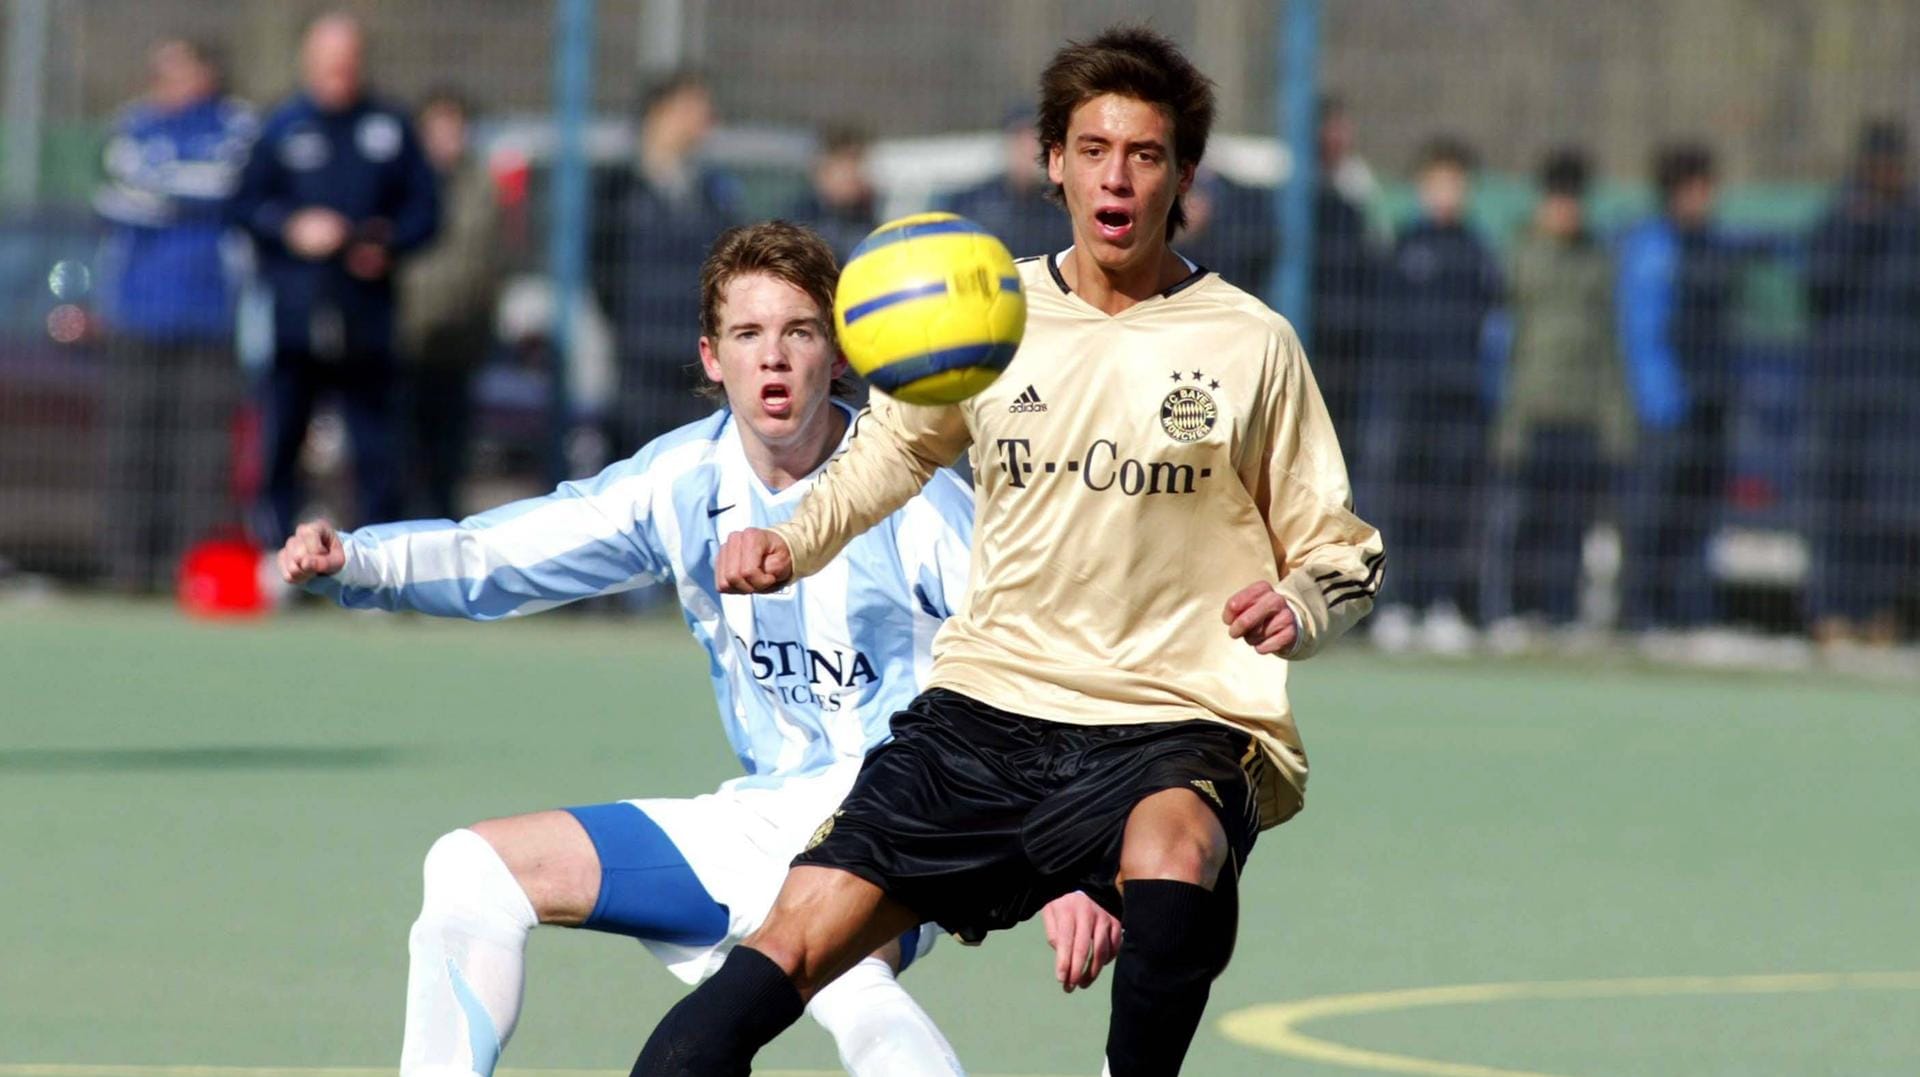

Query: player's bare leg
left=472, top=810, right=603, bottom=922
left=1105, top=788, right=1238, bottom=1077
left=748, top=865, right=924, bottom=996
left=632, top=865, right=921, bottom=1076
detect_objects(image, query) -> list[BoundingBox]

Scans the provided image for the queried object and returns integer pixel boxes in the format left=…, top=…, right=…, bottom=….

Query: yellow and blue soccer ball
left=835, top=212, right=1026, bottom=405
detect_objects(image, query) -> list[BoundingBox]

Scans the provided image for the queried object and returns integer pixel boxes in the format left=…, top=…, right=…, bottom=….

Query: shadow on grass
left=0, top=744, right=421, bottom=772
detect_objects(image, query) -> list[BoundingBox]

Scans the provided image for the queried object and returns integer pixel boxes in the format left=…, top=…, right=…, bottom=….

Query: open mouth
left=1094, top=208, right=1135, bottom=241
left=760, top=382, right=793, bottom=417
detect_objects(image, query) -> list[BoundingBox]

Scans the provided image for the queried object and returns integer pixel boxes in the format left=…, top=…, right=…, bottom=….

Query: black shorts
left=793, top=688, right=1263, bottom=941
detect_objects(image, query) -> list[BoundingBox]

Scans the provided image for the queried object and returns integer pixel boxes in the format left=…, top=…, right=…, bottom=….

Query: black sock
left=631, top=945, right=804, bottom=1077
left=1104, top=876, right=1239, bottom=1077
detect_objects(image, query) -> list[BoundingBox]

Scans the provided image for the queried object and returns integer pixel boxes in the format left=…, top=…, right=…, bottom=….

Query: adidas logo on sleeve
left=1008, top=385, right=1048, bottom=413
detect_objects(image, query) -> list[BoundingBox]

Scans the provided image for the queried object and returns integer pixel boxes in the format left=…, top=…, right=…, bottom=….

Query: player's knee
left=740, top=914, right=818, bottom=990
left=415, top=828, right=538, bottom=934
left=1117, top=817, right=1228, bottom=888
left=419, top=829, right=479, bottom=906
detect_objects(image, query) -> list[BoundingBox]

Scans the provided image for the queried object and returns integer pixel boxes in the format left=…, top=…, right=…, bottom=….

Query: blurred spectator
left=398, top=88, right=503, bottom=520
left=943, top=106, right=1071, bottom=259
left=1319, top=92, right=1380, bottom=208
left=1369, top=137, right=1503, bottom=653
left=592, top=70, right=742, bottom=452
left=1803, top=119, right=1920, bottom=646
left=1483, top=149, right=1632, bottom=631
left=1178, top=165, right=1275, bottom=295
left=1615, top=142, right=1738, bottom=631
left=787, top=125, right=879, bottom=262
left=229, top=11, right=439, bottom=544
left=1310, top=94, right=1380, bottom=454
left=92, top=38, right=255, bottom=592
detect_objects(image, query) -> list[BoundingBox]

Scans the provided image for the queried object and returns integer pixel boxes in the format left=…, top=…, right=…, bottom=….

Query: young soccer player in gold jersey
left=631, top=25, right=1385, bottom=1077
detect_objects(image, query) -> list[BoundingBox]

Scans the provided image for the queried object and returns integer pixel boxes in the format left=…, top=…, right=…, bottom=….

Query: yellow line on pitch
left=1216, top=970, right=1920, bottom=1077
left=0, top=1059, right=1082, bottom=1067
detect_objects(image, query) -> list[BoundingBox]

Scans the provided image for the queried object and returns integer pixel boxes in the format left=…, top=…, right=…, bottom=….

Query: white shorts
left=623, top=761, right=936, bottom=984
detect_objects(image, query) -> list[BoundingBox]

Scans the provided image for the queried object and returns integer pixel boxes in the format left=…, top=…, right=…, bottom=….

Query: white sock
left=806, top=955, right=965, bottom=1077
left=399, top=829, right=539, bottom=1077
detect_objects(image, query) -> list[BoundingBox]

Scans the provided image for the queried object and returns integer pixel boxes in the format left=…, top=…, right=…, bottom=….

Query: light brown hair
left=696, top=220, right=855, bottom=399
left=1035, top=24, right=1217, bottom=235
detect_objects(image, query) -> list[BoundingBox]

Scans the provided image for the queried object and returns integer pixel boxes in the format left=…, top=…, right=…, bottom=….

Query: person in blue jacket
left=229, top=10, right=439, bottom=544
left=1614, top=142, right=1739, bottom=631
left=93, top=37, right=255, bottom=591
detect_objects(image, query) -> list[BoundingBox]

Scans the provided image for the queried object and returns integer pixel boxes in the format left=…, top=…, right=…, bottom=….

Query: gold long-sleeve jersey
left=775, top=255, right=1384, bottom=828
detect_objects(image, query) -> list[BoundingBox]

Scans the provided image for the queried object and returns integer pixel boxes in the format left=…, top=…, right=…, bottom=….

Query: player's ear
left=1177, top=160, right=1197, bottom=197
left=1046, top=143, right=1065, bottom=186
left=697, top=335, right=725, bottom=387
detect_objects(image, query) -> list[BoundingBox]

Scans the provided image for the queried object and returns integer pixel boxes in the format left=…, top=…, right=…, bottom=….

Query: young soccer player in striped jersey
left=276, top=221, right=1118, bottom=1077
left=634, top=27, right=1386, bottom=1077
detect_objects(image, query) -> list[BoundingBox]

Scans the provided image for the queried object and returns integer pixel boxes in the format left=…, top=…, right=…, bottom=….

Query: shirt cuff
left=1275, top=567, right=1332, bottom=661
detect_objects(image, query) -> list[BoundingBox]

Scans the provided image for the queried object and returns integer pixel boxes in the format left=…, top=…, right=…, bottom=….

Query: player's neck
left=1060, top=244, right=1190, bottom=316
left=738, top=404, right=849, bottom=493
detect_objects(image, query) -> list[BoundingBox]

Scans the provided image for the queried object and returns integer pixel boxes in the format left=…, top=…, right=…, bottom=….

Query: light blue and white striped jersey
left=312, top=401, right=973, bottom=787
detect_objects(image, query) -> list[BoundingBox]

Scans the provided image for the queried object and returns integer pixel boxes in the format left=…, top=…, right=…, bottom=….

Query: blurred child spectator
left=1370, top=137, right=1503, bottom=653
left=787, top=125, right=880, bottom=262
left=1615, top=142, right=1738, bottom=632
left=943, top=106, right=1071, bottom=259
left=1803, top=119, right=1920, bottom=646
left=398, top=88, right=503, bottom=520
left=229, top=11, right=439, bottom=544
left=593, top=70, right=741, bottom=452
left=1483, top=149, right=1632, bottom=634
left=93, top=37, right=255, bottom=592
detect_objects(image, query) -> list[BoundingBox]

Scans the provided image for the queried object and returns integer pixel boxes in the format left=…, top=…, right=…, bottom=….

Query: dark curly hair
left=1035, top=24, right=1217, bottom=235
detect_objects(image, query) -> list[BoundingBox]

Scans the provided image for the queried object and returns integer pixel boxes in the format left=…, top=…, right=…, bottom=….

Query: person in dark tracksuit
left=941, top=106, right=1073, bottom=261
left=592, top=71, right=742, bottom=455
left=94, top=38, right=255, bottom=592
left=1311, top=95, right=1382, bottom=459
left=229, top=12, right=438, bottom=544
left=1803, top=120, right=1920, bottom=646
left=1370, top=138, right=1502, bottom=651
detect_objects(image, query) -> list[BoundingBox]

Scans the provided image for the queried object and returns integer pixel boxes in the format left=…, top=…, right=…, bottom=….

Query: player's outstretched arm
left=1040, top=891, right=1123, bottom=993
left=772, top=393, right=971, bottom=581
left=297, top=455, right=674, bottom=620
left=278, top=519, right=346, bottom=585
left=715, top=527, right=794, bottom=595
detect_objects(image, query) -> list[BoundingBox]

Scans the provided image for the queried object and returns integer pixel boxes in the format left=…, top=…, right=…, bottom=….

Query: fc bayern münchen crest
left=1160, top=384, right=1218, bottom=442
left=805, top=811, right=842, bottom=851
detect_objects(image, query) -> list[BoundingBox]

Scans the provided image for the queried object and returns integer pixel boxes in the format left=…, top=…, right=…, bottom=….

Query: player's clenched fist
left=716, top=527, right=794, bottom=594
left=1223, top=580, right=1299, bottom=656
left=278, top=519, right=346, bottom=585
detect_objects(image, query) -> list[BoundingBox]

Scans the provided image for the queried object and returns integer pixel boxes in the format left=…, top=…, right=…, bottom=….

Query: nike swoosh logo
left=707, top=503, right=736, bottom=518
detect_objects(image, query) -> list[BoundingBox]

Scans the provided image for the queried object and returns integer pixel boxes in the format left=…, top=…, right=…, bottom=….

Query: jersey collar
left=725, top=398, right=860, bottom=505
left=1047, top=247, right=1209, bottom=304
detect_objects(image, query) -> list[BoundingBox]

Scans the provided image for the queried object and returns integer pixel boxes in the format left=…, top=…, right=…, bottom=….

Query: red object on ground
left=178, top=537, right=268, bottom=618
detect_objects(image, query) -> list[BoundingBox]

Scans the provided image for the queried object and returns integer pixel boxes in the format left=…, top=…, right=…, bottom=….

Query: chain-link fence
left=1, top=0, right=1915, bottom=648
